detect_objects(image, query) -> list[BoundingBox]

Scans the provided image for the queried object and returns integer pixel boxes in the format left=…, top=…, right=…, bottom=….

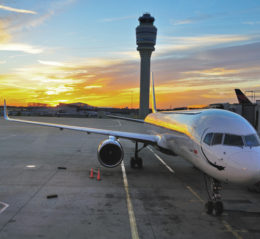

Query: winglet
left=3, top=100, right=9, bottom=120
left=151, top=72, right=157, bottom=113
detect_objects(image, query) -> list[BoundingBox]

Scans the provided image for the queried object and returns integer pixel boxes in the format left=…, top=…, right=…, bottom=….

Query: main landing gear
left=130, top=142, right=147, bottom=169
left=204, top=174, right=224, bottom=216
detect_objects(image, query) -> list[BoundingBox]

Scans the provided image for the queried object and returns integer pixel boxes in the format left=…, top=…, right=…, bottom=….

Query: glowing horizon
left=1, top=1, right=260, bottom=109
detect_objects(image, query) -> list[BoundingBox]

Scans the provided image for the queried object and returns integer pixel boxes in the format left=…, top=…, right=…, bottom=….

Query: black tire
left=136, top=157, right=143, bottom=169
left=205, top=201, right=214, bottom=214
left=214, top=201, right=224, bottom=216
left=130, top=157, right=143, bottom=169
left=130, top=157, right=136, bottom=168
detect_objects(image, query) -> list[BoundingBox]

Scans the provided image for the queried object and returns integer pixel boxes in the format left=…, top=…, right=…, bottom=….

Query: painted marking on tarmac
left=116, top=120, right=122, bottom=127
left=0, top=202, right=9, bottom=214
left=121, top=161, right=139, bottom=239
left=147, top=145, right=244, bottom=239
left=222, top=220, right=244, bottom=239
left=186, top=186, right=205, bottom=203
left=148, top=147, right=175, bottom=173
left=147, top=146, right=244, bottom=239
left=186, top=186, right=244, bottom=239
left=147, top=147, right=243, bottom=239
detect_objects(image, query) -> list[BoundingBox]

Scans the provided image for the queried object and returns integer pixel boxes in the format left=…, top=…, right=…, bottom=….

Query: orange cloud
left=2, top=40, right=260, bottom=109
left=0, top=59, right=244, bottom=108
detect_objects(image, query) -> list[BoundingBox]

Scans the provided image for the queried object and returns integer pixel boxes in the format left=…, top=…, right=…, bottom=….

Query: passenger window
left=224, top=134, right=243, bottom=147
left=245, top=134, right=260, bottom=147
left=203, top=133, right=213, bottom=145
left=212, top=133, right=223, bottom=145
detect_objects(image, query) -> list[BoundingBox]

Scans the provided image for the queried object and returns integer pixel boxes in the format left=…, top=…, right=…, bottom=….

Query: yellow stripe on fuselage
left=144, top=112, right=197, bottom=138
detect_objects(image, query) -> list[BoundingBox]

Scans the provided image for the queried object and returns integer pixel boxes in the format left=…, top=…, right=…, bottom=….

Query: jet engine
left=97, top=137, right=124, bottom=168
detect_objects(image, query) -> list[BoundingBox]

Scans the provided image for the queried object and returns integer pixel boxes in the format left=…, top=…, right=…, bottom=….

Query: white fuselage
left=145, top=109, right=260, bottom=185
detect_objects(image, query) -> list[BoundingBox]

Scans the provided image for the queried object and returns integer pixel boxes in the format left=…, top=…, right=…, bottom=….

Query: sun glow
left=1, top=58, right=257, bottom=108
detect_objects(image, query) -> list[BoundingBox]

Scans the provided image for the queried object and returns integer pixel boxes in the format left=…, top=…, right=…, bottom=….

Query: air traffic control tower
left=136, top=13, right=157, bottom=119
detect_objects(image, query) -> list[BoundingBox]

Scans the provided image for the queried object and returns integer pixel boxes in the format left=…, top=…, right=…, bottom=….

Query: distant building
left=56, top=103, right=97, bottom=117
left=27, top=102, right=49, bottom=107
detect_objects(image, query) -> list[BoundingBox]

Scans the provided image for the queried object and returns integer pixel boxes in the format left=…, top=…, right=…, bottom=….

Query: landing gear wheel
left=214, top=201, right=224, bottom=216
left=130, top=157, right=135, bottom=168
left=204, top=174, right=224, bottom=216
left=205, top=201, right=214, bottom=215
left=136, top=157, right=143, bottom=168
left=130, top=142, right=146, bottom=169
left=130, top=157, right=143, bottom=169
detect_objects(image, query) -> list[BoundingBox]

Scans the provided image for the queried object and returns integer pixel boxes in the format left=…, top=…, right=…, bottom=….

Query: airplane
left=3, top=78, right=260, bottom=216
left=235, top=89, right=253, bottom=105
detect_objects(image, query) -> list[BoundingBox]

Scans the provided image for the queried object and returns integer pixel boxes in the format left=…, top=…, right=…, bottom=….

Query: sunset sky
left=1, top=0, right=260, bottom=108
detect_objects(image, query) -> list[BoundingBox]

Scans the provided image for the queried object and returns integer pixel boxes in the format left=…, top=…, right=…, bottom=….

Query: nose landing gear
left=204, top=174, right=224, bottom=216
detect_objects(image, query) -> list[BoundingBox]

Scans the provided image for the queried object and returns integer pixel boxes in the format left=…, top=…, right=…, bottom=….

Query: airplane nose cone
left=251, top=150, right=260, bottom=173
left=230, top=151, right=260, bottom=170
left=228, top=150, right=260, bottom=183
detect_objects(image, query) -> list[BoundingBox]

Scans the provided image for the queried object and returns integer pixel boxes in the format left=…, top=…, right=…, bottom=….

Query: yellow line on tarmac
left=146, top=145, right=244, bottom=239
left=186, top=186, right=244, bottom=239
left=222, top=220, right=244, bottom=239
left=186, top=186, right=205, bottom=203
left=121, top=161, right=139, bottom=239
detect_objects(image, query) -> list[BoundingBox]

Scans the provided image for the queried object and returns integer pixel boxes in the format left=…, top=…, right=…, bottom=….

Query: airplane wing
left=3, top=100, right=159, bottom=144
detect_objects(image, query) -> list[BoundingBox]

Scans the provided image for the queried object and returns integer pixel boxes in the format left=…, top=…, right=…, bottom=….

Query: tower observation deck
left=136, top=13, right=157, bottom=119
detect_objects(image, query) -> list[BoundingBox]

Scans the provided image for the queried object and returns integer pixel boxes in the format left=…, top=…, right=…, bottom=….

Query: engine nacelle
left=97, top=137, right=124, bottom=168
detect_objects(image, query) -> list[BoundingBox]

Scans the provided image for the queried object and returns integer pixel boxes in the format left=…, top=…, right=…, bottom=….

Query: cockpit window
left=203, top=132, right=259, bottom=147
left=203, top=133, right=213, bottom=145
left=244, top=134, right=260, bottom=147
left=203, top=133, right=223, bottom=146
left=212, top=133, right=223, bottom=145
left=224, top=134, right=243, bottom=147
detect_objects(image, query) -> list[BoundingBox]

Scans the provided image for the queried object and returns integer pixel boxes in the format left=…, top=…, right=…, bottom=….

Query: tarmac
left=0, top=117, right=260, bottom=239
